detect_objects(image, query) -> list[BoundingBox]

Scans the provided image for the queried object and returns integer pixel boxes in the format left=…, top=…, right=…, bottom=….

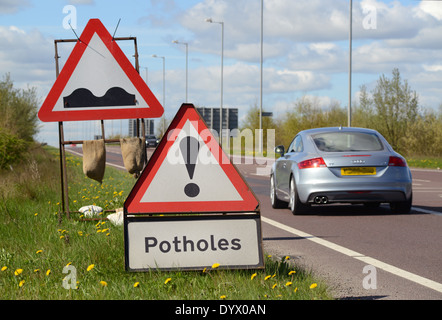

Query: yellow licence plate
left=341, top=167, right=376, bottom=176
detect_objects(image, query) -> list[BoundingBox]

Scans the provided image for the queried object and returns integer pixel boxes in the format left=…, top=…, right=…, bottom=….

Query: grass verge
left=0, top=144, right=331, bottom=300
left=406, top=156, right=442, bottom=170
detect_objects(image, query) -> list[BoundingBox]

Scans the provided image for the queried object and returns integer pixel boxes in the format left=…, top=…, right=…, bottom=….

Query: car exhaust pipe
left=314, top=196, right=329, bottom=204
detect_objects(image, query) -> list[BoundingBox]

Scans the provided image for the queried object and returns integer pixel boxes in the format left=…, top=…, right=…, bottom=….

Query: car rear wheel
left=270, top=175, right=287, bottom=209
left=390, top=193, right=412, bottom=214
left=289, top=176, right=308, bottom=215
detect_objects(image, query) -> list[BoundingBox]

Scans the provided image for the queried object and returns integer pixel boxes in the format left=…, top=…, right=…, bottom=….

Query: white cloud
left=416, top=0, right=442, bottom=21
left=0, top=0, right=30, bottom=14
left=0, top=25, right=54, bottom=93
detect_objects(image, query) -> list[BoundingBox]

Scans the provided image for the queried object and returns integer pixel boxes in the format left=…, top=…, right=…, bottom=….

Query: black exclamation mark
left=180, top=136, right=200, bottom=197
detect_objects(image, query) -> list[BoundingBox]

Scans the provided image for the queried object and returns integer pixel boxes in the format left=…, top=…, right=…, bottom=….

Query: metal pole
left=54, top=40, right=70, bottom=218
left=172, top=41, right=189, bottom=102
left=161, top=57, right=166, bottom=134
left=185, top=42, right=188, bottom=103
left=220, top=21, right=224, bottom=147
left=259, top=0, right=264, bottom=154
left=348, top=0, right=352, bottom=127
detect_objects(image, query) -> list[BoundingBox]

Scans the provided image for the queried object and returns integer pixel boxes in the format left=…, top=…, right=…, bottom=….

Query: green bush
left=0, top=127, right=27, bottom=170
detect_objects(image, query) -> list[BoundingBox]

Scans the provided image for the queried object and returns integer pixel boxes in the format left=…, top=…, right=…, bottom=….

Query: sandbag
left=107, top=208, right=123, bottom=226
left=79, top=205, right=103, bottom=218
left=82, top=139, right=106, bottom=183
left=120, top=137, right=145, bottom=178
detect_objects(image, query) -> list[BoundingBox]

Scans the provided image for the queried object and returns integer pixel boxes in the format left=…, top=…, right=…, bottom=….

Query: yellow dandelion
left=288, top=270, right=296, bottom=275
left=211, top=263, right=220, bottom=269
left=1, top=266, right=7, bottom=272
left=264, top=275, right=271, bottom=281
left=36, top=249, right=43, bottom=254
left=310, top=283, right=318, bottom=289
left=294, top=287, right=298, bottom=293
left=87, top=264, right=95, bottom=272
left=34, top=269, right=40, bottom=273
left=251, top=273, right=257, bottom=280
left=164, top=278, right=172, bottom=284
left=272, top=283, right=277, bottom=289
left=202, top=268, right=207, bottom=273
left=133, top=282, right=140, bottom=288
left=284, top=256, right=290, bottom=261
left=14, top=269, right=23, bottom=276
left=46, top=269, right=51, bottom=276
left=271, top=273, right=276, bottom=278
left=285, top=281, right=292, bottom=287
left=220, top=295, right=226, bottom=299
left=100, top=280, right=108, bottom=287
left=19, top=280, right=25, bottom=287
left=66, top=262, right=72, bottom=267
left=34, top=213, right=38, bottom=216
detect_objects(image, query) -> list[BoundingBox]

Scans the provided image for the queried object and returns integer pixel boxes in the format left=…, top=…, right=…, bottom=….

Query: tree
left=359, top=68, right=419, bottom=153
left=0, top=74, right=39, bottom=168
left=0, top=73, right=39, bottom=142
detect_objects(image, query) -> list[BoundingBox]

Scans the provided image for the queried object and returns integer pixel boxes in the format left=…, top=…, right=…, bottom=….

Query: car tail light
left=388, top=156, right=407, bottom=167
left=298, top=157, right=327, bottom=169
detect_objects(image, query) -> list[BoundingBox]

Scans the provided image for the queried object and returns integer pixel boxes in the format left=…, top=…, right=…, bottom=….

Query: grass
left=406, top=156, right=442, bottom=170
left=0, top=144, right=331, bottom=300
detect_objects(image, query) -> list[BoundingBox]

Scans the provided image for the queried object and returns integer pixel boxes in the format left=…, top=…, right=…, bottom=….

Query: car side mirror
left=275, top=145, right=285, bottom=156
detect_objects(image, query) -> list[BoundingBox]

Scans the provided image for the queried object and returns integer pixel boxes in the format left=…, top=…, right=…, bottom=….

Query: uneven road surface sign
left=38, top=18, right=163, bottom=122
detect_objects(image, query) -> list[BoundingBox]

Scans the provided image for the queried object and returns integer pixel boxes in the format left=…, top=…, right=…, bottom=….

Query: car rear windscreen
left=312, top=132, right=384, bottom=152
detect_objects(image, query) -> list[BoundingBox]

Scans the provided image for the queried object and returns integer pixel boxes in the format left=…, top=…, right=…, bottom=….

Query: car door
left=277, top=135, right=302, bottom=199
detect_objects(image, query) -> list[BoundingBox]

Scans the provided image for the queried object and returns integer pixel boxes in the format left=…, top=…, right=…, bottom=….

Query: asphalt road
left=67, top=145, right=442, bottom=300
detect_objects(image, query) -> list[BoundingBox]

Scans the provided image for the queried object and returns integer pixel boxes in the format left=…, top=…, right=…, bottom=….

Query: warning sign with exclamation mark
left=124, top=103, right=259, bottom=214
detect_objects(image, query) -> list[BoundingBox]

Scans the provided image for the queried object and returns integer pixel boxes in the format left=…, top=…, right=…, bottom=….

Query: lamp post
left=152, top=54, right=166, bottom=134
left=205, top=17, right=224, bottom=147
left=172, top=40, right=189, bottom=103
left=348, top=0, right=353, bottom=127
left=259, top=0, right=264, bottom=154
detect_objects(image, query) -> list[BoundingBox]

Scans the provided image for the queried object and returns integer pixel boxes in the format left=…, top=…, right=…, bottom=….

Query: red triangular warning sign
left=38, top=19, right=163, bottom=122
left=124, top=103, right=259, bottom=214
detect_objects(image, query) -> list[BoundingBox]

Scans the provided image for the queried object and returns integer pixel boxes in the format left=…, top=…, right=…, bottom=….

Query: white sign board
left=124, top=214, right=264, bottom=271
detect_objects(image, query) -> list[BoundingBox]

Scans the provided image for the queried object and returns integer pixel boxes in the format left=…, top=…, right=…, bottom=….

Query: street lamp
left=152, top=54, right=166, bottom=134
left=205, top=17, right=224, bottom=147
left=259, top=0, right=264, bottom=154
left=348, top=0, right=352, bottom=127
left=172, top=40, right=189, bottom=103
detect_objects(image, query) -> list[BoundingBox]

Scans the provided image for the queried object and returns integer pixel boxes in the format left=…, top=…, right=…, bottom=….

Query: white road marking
left=261, top=216, right=442, bottom=294
left=412, top=207, right=442, bottom=216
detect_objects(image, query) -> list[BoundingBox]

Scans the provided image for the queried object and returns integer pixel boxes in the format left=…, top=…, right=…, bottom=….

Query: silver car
left=270, top=127, right=412, bottom=214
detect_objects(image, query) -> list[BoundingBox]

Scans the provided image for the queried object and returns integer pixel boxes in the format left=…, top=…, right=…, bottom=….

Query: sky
left=1, top=0, right=441, bottom=147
